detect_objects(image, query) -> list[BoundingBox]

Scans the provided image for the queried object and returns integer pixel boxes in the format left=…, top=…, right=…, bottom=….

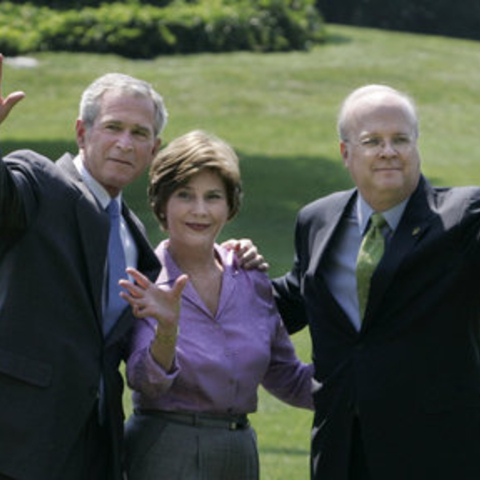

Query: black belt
left=136, top=409, right=250, bottom=431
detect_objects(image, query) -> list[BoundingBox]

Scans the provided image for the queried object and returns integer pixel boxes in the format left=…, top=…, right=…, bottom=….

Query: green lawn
left=3, top=23, right=480, bottom=479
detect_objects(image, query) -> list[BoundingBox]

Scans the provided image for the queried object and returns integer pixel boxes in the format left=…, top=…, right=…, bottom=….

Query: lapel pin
left=412, top=227, right=421, bottom=236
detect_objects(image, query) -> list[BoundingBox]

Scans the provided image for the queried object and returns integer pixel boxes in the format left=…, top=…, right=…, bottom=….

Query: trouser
left=59, top=404, right=111, bottom=480
left=349, top=416, right=370, bottom=480
left=125, top=410, right=259, bottom=480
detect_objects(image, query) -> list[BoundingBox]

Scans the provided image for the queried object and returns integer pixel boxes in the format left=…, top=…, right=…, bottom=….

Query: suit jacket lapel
left=122, top=205, right=159, bottom=283
left=365, top=176, right=434, bottom=322
left=57, top=154, right=161, bottom=342
left=310, top=190, right=359, bottom=335
left=57, top=153, right=108, bottom=331
left=106, top=205, right=160, bottom=344
left=310, top=190, right=357, bottom=278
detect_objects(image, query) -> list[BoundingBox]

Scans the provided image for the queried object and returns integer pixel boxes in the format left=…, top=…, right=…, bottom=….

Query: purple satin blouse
left=127, top=241, right=314, bottom=415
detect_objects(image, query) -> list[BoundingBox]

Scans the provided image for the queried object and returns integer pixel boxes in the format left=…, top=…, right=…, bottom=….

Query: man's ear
left=75, top=119, right=86, bottom=148
left=340, top=141, right=349, bottom=168
left=152, top=137, right=162, bottom=157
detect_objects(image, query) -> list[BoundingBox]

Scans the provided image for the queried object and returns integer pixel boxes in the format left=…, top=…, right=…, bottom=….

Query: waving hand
left=0, top=54, right=25, bottom=125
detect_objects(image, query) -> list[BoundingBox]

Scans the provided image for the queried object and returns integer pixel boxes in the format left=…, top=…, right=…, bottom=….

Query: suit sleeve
left=272, top=213, right=309, bottom=334
left=0, top=150, right=38, bottom=251
left=0, top=150, right=40, bottom=227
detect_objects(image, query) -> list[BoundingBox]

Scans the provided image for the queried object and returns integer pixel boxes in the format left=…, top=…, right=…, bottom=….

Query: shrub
left=0, top=0, right=325, bottom=58
left=4, top=0, right=175, bottom=9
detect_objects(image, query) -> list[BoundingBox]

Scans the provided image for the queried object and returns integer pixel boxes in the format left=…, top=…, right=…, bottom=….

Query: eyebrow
left=179, top=185, right=225, bottom=193
left=104, top=119, right=153, bottom=133
left=359, top=131, right=412, bottom=138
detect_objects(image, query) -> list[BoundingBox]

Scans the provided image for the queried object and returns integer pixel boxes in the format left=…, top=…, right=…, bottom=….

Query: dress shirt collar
left=73, top=155, right=123, bottom=209
left=356, top=193, right=409, bottom=236
left=156, top=240, right=236, bottom=285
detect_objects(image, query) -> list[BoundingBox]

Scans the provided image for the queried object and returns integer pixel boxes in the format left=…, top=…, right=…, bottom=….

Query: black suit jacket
left=0, top=150, right=160, bottom=480
left=273, top=176, right=480, bottom=480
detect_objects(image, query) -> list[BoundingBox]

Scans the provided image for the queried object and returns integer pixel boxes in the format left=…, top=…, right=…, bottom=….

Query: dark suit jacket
left=273, top=176, right=480, bottom=480
left=0, top=150, right=160, bottom=480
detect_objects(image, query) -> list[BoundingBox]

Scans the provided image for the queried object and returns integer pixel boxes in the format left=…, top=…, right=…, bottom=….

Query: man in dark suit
left=273, top=84, right=480, bottom=480
left=0, top=53, right=169, bottom=480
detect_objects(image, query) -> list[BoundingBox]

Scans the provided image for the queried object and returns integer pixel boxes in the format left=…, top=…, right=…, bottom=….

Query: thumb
left=0, top=91, right=25, bottom=124
left=172, top=274, right=189, bottom=300
left=6, top=91, right=25, bottom=108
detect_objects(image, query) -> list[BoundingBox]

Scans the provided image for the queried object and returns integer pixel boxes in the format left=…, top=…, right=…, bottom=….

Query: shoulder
left=293, top=189, right=355, bottom=242
left=5, top=149, right=76, bottom=183
left=298, top=189, right=355, bottom=222
left=426, top=181, right=480, bottom=216
left=407, top=179, right=480, bottom=234
left=433, top=184, right=480, bottom=203
left=218, top=244, right=273, bottom=297
left=3, top=150, right=83, bottom=207
left=5, top=149, right=53, bottom=172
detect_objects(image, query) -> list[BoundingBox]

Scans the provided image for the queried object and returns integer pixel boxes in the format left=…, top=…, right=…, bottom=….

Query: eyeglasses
left=346, top=134, right=416, bottom=155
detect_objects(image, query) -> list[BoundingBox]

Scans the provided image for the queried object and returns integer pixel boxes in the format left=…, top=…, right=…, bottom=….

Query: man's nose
left=379, top=140, right=397, bottom=156
left=116, top=132, right=134, bottom=151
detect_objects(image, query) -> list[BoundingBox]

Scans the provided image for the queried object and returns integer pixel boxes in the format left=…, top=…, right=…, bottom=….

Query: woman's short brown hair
left=148, top=130, right=243, bottom=229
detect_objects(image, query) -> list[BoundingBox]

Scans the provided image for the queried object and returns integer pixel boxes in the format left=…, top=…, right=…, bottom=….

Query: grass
left=3, top=24, right=480, bottom=479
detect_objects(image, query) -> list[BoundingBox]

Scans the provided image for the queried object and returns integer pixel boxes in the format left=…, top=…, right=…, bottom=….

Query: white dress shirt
left=73, top=155, right=138, bottom=272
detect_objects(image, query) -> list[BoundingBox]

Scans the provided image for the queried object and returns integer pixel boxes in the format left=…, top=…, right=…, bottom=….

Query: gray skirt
left=124, top=411, right=259, bottom=480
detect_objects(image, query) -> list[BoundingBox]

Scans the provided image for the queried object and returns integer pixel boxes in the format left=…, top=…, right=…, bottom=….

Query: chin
left=377, top=174, right=405, bottom=189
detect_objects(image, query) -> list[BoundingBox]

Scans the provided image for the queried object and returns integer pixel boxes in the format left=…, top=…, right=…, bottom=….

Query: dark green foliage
left=316, top=0, right=480, bottom=41
left=0, top=0, right=325, bottom=58
left=4, top=0, right=174, bottom=8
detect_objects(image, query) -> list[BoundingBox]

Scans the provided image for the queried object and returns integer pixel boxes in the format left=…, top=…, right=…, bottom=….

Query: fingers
left=118, top=273, right=150, bottom=316
left=241, top=255, right=270, bottom=271
left=119, top=271, right=188, bottom=323
left=119, top=290, right=136, bottom=307
left=0, top=54, right=26, bottom=125
left=125, top=267, right=151, bottom=289
left=222, top=238, right=252, bottom=254
left=119, top=287, right=150, bottom=318
left=118, top=278, right=143, bottom=298
left=229, top=238, right=270, bottom=271
left=220, top=238, right=238, bottom=251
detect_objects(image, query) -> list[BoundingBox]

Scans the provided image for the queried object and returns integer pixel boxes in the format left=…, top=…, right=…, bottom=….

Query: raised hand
left=0, top=54, right=26, bottom=125
left=119, top=267, right=188, bottom=334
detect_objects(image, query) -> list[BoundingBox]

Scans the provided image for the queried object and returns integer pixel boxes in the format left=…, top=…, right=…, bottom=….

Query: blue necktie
left=104, top=199, right=127, bottom=335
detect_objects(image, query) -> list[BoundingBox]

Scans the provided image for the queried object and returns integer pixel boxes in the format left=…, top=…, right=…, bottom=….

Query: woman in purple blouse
left=119, top=130, right=314, bottom=480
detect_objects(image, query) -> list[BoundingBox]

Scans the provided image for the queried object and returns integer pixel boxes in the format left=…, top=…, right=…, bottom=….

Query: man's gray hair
left=337, top=84, right=419, bottom=142
left=79, top=72, right=168, bottom=137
